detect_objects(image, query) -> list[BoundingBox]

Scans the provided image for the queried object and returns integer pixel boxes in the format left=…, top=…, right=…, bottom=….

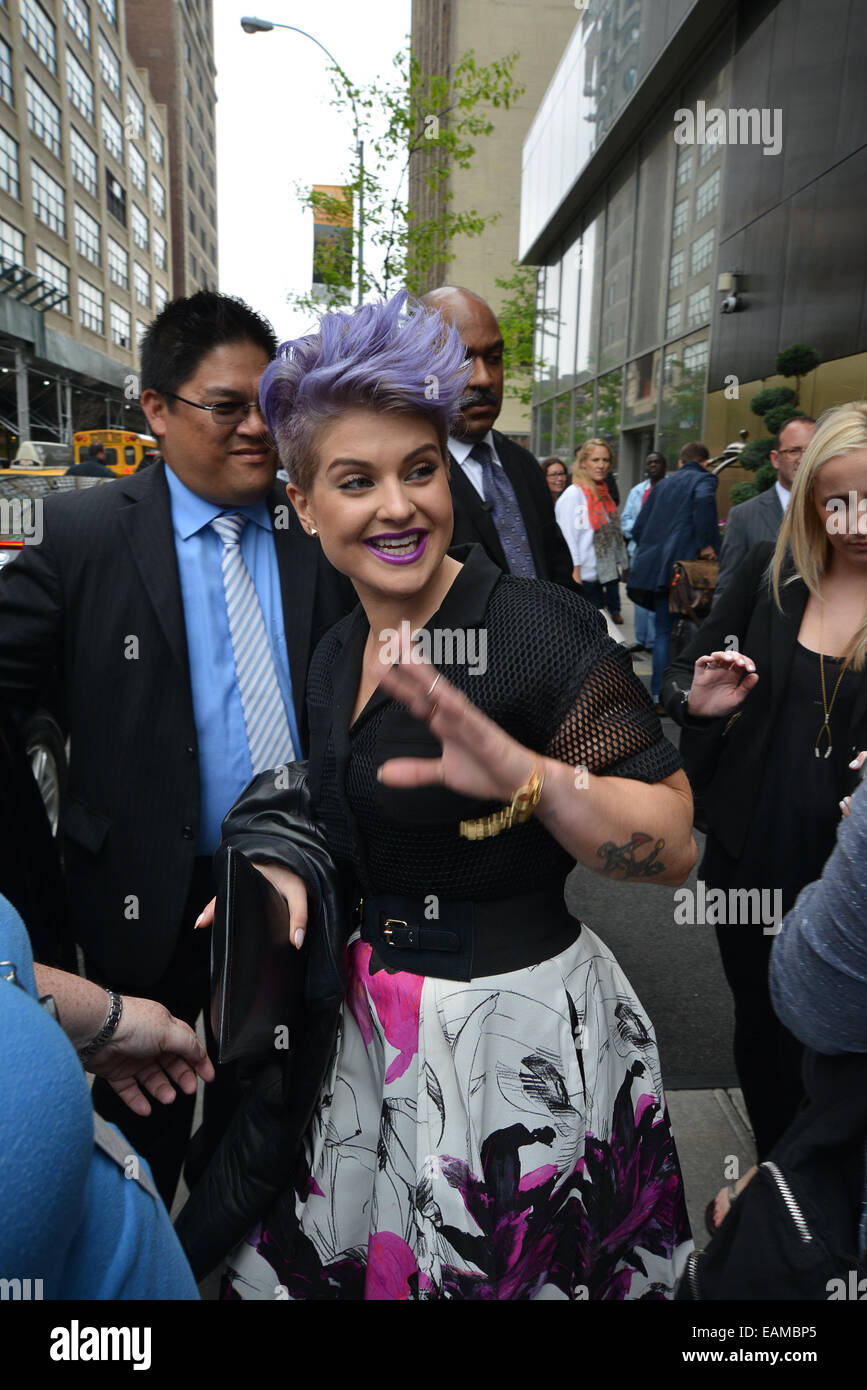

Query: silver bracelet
left=78, top=989, right=123, bottom=1061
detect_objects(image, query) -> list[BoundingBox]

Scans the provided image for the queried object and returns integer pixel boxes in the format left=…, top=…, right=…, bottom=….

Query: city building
left=0, top=0, right=172, bottom=452
left=410, top=0, right=577, bottom=440
left=124, top=0, right=217, bottom=299
left=519, top=0, right=867, bottom=499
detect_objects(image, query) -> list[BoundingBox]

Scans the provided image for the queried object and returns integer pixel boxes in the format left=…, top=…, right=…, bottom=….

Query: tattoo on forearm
left=596, top=833, right=666, bottom=878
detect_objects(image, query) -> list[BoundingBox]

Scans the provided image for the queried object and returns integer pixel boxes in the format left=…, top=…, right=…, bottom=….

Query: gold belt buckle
left=383, top=917, right=408, bottom=945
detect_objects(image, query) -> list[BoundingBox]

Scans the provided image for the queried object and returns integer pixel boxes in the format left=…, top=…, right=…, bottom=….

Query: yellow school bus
left=73, top=429, right=159, bottom=475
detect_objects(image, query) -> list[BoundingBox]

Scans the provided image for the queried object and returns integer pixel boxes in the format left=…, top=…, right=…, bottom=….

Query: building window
left=35, top=246, right=69, bottom=311
left=64, top=0, right=90, bottom=49
left=683, top=339, right=709, bottom=374
left=24, top=71, right=62, bottom=157
left=97, top=32, right=120, bottom=96
left=665, top=301, right=682, bottom=338
left=126, top=84, right=144, bottom=139
left=74, top=201, right=100, bottom=265
left=184, top=37, right=191, bottom=62
left=110, top=299, right=130, bottom=347
left=0, top=127, right=20, bottom=199
left=0, top=38, right=13, bottom=105
left=131, top=202, right=148, bottom=250
left=66, top=48, right=94, bottom=122
left=699, top=139, right=718, bottom=168
left=151, top=173, right=165, bottom=219
left=188, top=207, right=195, bottom=238
left=149, top=119, right=164, bottom=165
left=133, top=260, right=150, bottom=307
left=690, top=228, right=715, bottom=275
left=0, top=217, right=24, bottom=266
left=154, top=281, right=167, bottom=314
left=185, top=118, right=193, bottom=145
left=687, top=285, right=711, bottom=326
left=105, top=168, right=125, bottom=224
left=135, top=317, right=148, bottom=348
left=153, top=227, right=167, bottom=270
left=96, top=0, right=116, bottom=26
left=106, top=232, right=127, bottom=287
left=101, top=100, right=123, bottom=161
left=70, top=126, right=97, bottom=193
left=185, top=74, right=192, bottom=100
left=695, top=168, right=721, bottom=221
left=21, top=0, right=57, bottom=76
left=668, top=249, right=684, bottom=290
left=671, top=198, right=688, bottom=240
left=78, top=274, right=103, bottom=332
left=32, top=160, right=65, bottom=235
left=128, top=142, right=146, bottom=191
left=676, top=150, right=693, bottom=187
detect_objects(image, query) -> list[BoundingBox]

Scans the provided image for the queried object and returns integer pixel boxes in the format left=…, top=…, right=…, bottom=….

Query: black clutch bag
left=210, top=846, right=306, bottom=1065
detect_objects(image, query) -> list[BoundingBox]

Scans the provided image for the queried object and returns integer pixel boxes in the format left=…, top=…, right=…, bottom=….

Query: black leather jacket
left=174, top=761, right=347, bottom=1281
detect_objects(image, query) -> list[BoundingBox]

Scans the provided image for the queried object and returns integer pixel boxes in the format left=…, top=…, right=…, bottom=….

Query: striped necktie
left=469, top=441, right=537, bottom=578
left=210, top=513, right=295, bottom=773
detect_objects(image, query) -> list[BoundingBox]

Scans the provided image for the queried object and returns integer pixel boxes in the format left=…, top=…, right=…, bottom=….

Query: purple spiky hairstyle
left=259, top=291, right=472, bottom=489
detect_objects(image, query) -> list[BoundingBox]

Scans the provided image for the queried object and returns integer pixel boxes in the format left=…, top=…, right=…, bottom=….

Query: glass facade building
left=520, top=0, right=867, bottom=493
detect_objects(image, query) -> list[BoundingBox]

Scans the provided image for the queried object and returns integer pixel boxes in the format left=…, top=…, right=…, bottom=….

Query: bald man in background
left=422, top=287, right=576, bottom=589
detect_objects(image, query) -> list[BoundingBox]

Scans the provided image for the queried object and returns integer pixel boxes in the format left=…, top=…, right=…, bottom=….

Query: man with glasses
left=0, top=292, right=353, bottom=1207
left=713, top=416, right=817, bottom=605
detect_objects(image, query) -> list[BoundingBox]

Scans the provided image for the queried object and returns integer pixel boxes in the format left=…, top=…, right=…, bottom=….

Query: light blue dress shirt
left=164, top=465, right=299, bottom=854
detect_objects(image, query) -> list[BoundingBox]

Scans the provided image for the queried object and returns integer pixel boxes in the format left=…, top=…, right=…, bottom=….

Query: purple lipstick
left=363, top=529, right=428, bottom=565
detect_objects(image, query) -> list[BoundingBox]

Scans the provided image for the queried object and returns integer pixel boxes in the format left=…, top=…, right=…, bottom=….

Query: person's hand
left=697, top=545, right=717, bottom=560
left=377, top=657, right=537, bottom=803
left=84, top=997, right=215, bottom=1117
left=686, top=650, right=758, bottom=718
left=195, top=862, right=308, bottom=949
left=840, top=750, right=867, bottom=817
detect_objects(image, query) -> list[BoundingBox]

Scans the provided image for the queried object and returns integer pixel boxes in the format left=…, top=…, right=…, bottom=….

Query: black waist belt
left=357, top=884, right=581, bottom=981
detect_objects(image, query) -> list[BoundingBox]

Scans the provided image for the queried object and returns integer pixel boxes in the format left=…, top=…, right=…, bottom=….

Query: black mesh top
left=306, top=546, right=682, bottom=900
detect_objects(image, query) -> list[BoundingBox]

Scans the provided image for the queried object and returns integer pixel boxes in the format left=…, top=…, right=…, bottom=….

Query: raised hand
left=377, top=657, right=536, bottom=805
left=687, top=650, right=758, bottom=719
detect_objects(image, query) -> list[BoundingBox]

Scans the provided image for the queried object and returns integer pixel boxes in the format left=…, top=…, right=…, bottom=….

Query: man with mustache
left=422, top=287, right=576, bottom=588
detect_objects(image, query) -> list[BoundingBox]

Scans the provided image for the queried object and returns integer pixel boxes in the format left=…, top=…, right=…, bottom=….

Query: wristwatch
left=78, top=989, right=123, bottom=1061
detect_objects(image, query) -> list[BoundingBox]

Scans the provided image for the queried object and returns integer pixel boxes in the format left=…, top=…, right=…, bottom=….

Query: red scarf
left=581, top=480, right=617, bottom=532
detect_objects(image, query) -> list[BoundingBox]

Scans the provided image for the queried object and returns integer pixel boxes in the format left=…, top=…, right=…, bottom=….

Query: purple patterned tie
left=469, top=441, right=537, bottom=578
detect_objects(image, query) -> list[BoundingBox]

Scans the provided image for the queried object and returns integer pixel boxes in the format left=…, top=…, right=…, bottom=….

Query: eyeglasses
left=164, top=391, right=266, bottom=427
left=777, top=446, right=805, bottom=460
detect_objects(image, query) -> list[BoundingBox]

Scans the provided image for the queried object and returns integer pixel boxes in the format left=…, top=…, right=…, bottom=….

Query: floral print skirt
left=223, top=925, right=692, bottom=1300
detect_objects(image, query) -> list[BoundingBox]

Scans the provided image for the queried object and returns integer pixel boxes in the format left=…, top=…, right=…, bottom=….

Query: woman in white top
left=555, top=439, right=627, bottom=613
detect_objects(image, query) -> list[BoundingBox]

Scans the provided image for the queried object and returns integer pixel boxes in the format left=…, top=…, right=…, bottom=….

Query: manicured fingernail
left=376, top=767, right=383, bottom=782
left=194, top=913, right=204, bottom=927
left=294, top=928, right=305, bottom=950
left=850, top=758, right=860, bottom=768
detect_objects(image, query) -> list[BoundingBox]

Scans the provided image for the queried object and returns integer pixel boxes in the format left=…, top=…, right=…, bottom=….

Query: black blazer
left=713, top=486, right=784, bottom=605
left=0, top=462, right=354, bottom=989
left=661, top=542, right=867, bottom=861
left=448, top=431, right=576, bottom=588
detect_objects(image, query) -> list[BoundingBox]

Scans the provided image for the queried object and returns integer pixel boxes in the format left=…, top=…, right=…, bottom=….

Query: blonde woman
left=554, top=439, right=628, bottom=618
left=661, top=402, right=867, bottom=1219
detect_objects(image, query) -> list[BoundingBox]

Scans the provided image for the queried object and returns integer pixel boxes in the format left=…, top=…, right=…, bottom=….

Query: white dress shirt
left=447, top=431, right=502, bottom=498
left=775, top=480, right=791, bottom=512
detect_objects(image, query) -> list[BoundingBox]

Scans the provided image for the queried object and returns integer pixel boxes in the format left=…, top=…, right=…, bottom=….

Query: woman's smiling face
left=287, top=407, right=454, bottom=604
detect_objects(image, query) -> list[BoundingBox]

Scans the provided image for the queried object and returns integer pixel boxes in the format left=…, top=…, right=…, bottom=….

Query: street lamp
left=240, top=16, right=364, bottom=306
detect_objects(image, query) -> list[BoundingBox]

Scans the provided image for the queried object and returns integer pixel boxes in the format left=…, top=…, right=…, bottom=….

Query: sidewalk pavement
left=177, top=590, right=751, bottom=1292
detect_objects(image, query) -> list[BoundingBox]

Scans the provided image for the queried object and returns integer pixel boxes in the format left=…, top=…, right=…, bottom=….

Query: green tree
left=288, top=48, right=524, bottom=318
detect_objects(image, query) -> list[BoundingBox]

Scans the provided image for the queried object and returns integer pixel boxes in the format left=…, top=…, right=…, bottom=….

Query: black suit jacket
left=0, top=461, right=354, bottom=989
left=661, top=541, right=867, bottom=860
left=448, top=431, right=576, bottom=588
left=713, top=486, right=783, bottom=605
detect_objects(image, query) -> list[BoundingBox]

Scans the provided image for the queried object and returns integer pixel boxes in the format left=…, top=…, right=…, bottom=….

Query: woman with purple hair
left=187, top=291, right=695, bottom=1300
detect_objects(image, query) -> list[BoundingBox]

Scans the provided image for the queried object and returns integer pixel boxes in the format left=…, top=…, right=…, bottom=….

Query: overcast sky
left=214, top=0, right=411, bottom=344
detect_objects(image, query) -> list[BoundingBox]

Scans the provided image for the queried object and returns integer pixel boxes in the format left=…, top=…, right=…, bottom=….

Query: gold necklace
left=814, top=613, right=848, bottom=759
